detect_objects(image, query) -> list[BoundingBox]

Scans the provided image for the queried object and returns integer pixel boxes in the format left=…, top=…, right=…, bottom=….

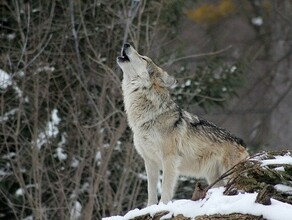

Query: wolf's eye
left=141, top=57, right=147, bottom=61
left=148, top=70, right=154, bottom=75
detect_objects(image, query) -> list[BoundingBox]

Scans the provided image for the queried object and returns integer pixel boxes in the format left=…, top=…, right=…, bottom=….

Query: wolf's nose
left=124, top=43, right=130, bottom=49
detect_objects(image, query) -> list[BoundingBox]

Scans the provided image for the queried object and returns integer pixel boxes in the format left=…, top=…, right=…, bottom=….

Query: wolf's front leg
left=144, top=159, right=159, bottom=206
left=160, top=155, right=178, bottom=204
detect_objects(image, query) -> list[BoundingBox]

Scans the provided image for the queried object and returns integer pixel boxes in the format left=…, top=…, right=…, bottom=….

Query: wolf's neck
left=122, top=84, right=173, bottom=129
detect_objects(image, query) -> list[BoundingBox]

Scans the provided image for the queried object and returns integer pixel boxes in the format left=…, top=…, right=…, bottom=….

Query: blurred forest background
left=0, top=0, right=291, bottom=219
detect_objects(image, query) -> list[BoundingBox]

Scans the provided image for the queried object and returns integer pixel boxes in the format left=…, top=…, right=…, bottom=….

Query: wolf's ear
left=160, top=72, right=177, bottom=88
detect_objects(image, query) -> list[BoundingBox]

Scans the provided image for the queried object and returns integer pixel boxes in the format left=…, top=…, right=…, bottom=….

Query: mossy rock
left=223, top=150, right=292, bottom=205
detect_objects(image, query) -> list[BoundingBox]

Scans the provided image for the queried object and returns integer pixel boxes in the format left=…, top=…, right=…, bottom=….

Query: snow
left=0, top=169, right=11, bottom=181
left=274, top=166, right=285, bottom=171
left=80, top=182, right=89, bottom=193
left=95, top=151, right=101, bottom=165
left=22, top=216, right=33, bottom=220
left=115, top=141, right=122, bottom=151
left=138, top=173, right=147, bottom=180
left=0, top=69, right=28, bottom=102
left=275, top=184, right=292, bottom=195
left=230, top=65, right=237, bottom=73
left=32, top=8, right=40, bottom=13
left=56, top=147, right=67, bottom=161
left=0, top=69, right=12, bottom=89
left=251, top=152, right=292, bottom=167
left=2, top=152, right=16, bottom=159
left=51, top=109, right=61, bottom=125
left=15, top=184, right=37, bottom=197
left=251, top=17, right=263, bottom=26
left=103, top=187, right=292, bottom=220
left=0, top=108, right=18, bottom=122
left=7, top=33, right=16, bottom=40
left=55, top=133, right=67, bottom=161
left=70, top=201, right=82, bottom=220
left=71, top=157, right=79, bottom=168
left=185, top=80, right=191, bottom=86
left=15, top=188, right=24, bottom=196
left=260, top=154, right=292, bottom=166
left=35, top=108, right=61, bottom=149
left=36, top=66, right=55, bottom=73
left=17, top=70, right=25, bottom=77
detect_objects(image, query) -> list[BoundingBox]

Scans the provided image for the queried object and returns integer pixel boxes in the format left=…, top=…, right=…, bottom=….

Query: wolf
left=117, top=43, right=249, bottom=206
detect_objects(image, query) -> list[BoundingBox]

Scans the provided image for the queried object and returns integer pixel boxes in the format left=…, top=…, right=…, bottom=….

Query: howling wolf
left=117, top=43, right=249, bottom=205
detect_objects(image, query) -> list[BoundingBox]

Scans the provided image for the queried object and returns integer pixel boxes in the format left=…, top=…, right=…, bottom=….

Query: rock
left=131, top=213, right=264, bottom=220
left=191, top=182, right=207, bottom=201
left=131, top=211, right=191, bottom=220
left=223, top=150, right=292, bottom=205
left=195, top=213, right=265, bottom=220
left=255, top=185, right=275, bottom=205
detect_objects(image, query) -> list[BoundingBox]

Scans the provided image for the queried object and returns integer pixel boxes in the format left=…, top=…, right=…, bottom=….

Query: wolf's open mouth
left=118, top=48, right=130, bottom=62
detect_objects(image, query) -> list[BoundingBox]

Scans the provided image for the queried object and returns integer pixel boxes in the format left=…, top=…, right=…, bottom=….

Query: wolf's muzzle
left=117, top=43, right=130, bottom=62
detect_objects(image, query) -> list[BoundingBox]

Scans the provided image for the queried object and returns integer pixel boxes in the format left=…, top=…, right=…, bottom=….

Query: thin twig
left=123, top=0, right=141, bottom=44
left=23, top=34, right=53, bottom=70
left=16, top=1, right=30, bottom=69
left=69, top=0, right=84, bottom=74
left=204, top=158, right=250, bottom=192
left=162, top=45, right=233, bottom=67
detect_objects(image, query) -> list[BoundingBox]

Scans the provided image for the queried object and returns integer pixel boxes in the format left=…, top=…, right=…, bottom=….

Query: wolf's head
left=117, top=43, right=176, bottom=89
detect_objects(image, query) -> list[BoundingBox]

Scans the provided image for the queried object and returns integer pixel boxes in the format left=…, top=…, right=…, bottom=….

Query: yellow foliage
left=219, top=0, right=235, bottom=16
left=262, top=0, right=272, bottom=13
left=186, top=0, right=236, bottom=25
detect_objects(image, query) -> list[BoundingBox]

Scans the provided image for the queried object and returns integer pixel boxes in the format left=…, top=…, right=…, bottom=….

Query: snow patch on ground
left=275, top=184, right=292, bottom=195
left=260, top=154, right=292, bottom=166
left=103, top=187, right=292, bottom=220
